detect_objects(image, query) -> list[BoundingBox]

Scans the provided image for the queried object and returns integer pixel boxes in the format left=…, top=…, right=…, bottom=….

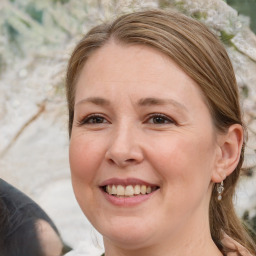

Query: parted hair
left=66, top=9, right=256, bottom=254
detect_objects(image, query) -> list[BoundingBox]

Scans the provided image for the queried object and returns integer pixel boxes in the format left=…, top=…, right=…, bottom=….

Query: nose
left=105, top=124, right=144, bottom=168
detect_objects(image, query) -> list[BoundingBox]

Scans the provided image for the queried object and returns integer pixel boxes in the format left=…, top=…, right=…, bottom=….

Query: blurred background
left=0, top=0, right=255, bottom=255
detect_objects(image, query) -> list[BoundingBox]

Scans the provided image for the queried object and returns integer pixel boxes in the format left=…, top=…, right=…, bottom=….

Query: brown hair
left=66, top=9, right=256, bottom=254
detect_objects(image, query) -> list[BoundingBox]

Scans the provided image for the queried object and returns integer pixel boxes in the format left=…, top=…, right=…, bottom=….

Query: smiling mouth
left=101, top=184, right=159, bottom=197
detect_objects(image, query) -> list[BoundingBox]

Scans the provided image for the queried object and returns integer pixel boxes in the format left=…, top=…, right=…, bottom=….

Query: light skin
left=36, top=219, right=63, bottom=256
left=69, top=40, right=243, bottom=256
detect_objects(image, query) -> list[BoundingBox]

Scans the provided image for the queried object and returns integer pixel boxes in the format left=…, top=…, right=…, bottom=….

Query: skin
left=69, top=40, right=243, bottom=256
left=36, top=219, right=63, bottom=256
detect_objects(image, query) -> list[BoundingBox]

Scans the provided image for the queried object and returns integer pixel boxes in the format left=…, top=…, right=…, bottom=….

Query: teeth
left=117, top=185, right=125, bottom=196
left=140, top=185, right=146, bottom=195
left=134, top=185, right=140, bottom=195
left=105, top=184, right=157, bottom=197
left=106, top=185, right=112, bottom=194
left=111, top=185, right=117, bottom=195
left=125, top=185, right=134, bottom=196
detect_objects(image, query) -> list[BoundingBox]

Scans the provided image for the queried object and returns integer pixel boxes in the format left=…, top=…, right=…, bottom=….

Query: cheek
left=69, top=135, right=105, bottom=215
left=69, top=135, right=105, bottom=180
left=149, top=133, right=216, bottom=189
left=156, top=136, right=216, bottom=217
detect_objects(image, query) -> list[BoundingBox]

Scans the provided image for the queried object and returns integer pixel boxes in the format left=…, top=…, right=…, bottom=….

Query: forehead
left=75, top=41, right=203, bottom=100
left=81, top=41, right=172, bottom=80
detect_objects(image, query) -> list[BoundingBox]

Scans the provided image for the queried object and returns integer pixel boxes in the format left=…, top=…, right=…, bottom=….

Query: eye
left=146, top=114, right=175, bottom=125
left=77, top=114, right=108, bottom=126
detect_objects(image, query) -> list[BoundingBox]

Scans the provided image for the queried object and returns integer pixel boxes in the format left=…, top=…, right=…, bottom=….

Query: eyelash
left=77, top=113, right=176, bottom=126
left=145, top=113, right=176, bottom=125
left=77, top=114, right=108, bottom=126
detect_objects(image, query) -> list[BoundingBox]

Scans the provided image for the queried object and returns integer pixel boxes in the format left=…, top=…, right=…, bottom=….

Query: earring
left=217, top=181, right=224, bottom=201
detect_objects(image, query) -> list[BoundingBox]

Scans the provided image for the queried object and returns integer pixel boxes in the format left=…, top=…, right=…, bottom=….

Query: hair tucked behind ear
left=66, top=9, right=256, bottom=254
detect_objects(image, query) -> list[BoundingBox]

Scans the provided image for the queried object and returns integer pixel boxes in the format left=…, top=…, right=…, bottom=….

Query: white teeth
left=106, top=185, right=112, bottom=194
left=125, top=185, right=134, bottom=196
left=117, top=185, right=125, bottom=196
left=141, top=185, right=146, bottom=195
left=105, top=184, right=157, bottom=197
left=111, top=185, right=117, bottom=195
left=134, top=185, right=140, bottom=195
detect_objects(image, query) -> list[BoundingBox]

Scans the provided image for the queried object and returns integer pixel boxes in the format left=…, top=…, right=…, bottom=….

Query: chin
left=98, top=217, right=156, bottom=249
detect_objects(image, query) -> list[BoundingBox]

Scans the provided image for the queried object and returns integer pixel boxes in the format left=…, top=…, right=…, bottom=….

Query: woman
left=66, top=9, right=256, bottom=255
left=0, top=179, right=72, bottom=256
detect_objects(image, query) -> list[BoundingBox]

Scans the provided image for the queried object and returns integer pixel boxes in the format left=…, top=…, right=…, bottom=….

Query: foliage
left=227, top=0, right=256, bottom=33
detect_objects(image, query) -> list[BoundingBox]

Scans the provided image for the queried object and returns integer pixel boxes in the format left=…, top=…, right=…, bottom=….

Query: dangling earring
left=217, top=181, right=224, bottom=201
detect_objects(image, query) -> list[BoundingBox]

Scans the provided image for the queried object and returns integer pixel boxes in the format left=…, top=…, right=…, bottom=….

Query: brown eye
left=87, top=116, right=105, bottom=124
left=78, top=115, right=108, bottom=126
left=147, top=114, right=175, bottom=125
left=152, top=116, right=168, bottom=124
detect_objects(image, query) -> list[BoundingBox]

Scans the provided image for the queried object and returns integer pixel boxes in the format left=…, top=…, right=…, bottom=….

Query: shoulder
left=221, top=233, right=255, bottom=256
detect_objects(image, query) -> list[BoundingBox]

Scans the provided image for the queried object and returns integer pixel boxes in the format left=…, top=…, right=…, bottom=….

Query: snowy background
left=0, top=0, right=255, bottom=254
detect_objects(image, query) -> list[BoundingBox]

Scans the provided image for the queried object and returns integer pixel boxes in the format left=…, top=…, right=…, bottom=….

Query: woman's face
left=69, top=41, right=221, bottom=249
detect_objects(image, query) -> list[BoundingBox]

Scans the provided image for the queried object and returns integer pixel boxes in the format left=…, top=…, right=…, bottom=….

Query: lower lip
left=101, top=189, right=157, bottom=207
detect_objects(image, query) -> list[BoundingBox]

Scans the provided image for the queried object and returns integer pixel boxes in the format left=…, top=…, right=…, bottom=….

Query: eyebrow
left=138, top=97, right=188, bottom=112
left=75, top=97, right=111, bottom=106
left=75, top=96, right=188, bottom=112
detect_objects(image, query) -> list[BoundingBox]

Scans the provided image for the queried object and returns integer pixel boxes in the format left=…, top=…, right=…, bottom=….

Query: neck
left=104, top=232, right=222, bottom=256
left=104, top=235, right=222, bottom=256
left=103, top=211, right=223, bottom=256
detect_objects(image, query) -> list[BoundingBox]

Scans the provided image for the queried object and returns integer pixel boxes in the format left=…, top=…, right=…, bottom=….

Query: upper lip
left=99, top=178, right=159, bottom=187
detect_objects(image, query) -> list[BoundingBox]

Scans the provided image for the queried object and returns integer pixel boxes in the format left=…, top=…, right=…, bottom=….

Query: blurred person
left=0, top=178, right=72, bottom=256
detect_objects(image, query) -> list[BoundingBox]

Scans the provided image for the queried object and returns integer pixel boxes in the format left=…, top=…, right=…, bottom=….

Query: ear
left=211, top=124, right=243, bottom=183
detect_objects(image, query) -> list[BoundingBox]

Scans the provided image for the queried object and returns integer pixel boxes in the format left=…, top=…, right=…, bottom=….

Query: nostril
left=107, top=157, right=138, bottom=167
left=126, top=159, right=136, bottom=163
left=107, top=158, right=135, bottom=165
left=108, top=159, right=116, bottom=165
